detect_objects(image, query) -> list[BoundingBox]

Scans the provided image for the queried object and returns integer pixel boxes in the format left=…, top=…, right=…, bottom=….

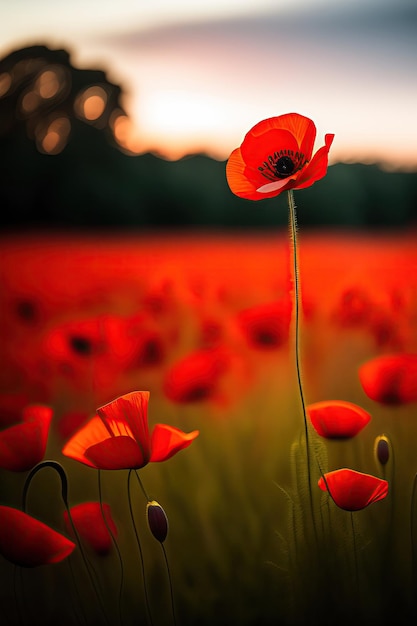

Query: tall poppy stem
left=287, top=190, right=314, bottom=512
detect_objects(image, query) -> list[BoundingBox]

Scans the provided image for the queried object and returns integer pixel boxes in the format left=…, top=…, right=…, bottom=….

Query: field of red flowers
left=0, top=230, right=417, bottom=625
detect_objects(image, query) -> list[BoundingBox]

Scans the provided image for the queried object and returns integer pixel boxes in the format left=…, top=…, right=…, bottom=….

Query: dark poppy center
left=275, top=156, right=295, bottom=178
left=15, top=299, right=39, bottom=324
left=69, top=335, right=93, bottom=356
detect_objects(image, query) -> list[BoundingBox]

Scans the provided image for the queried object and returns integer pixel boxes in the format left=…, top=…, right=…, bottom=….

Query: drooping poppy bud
left=374, top=435, right=390, bottom=466
left=307, top=400, right=371, bottom=439
left=146, top=501, right=168, bottom=543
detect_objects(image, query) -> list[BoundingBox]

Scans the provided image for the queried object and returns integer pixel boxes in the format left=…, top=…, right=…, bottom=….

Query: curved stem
left=22, top=460, right=69, bottom=512
left=287, top=191, right=314, bottom=506
left=22, top=460, right=110, bottom=626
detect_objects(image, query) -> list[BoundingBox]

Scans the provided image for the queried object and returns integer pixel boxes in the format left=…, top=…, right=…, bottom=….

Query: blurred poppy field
left=1, top=229, right=417, bottom=625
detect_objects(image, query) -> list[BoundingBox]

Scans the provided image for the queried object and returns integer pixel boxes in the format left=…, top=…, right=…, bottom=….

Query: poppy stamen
left=258, top=149, right=307, bottom=181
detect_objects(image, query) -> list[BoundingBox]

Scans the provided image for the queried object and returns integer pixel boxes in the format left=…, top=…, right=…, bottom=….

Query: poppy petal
left=97, top=391, right=151, bottom=461
left=0, top=405, right=53, bottom=472
left=359, top=353, right=417, bottom=405
left=318, top=468, right=388, bottom=511
left=294, top=134, right=334, bottom=189
left=241, top=128, right=299, bottom=170
left=243, top=113, right=316, bottom=159
left=150, top=424, right=199, bottom=462
left=257, top=177, right=297, bottom=195
left=85, top=436, right=147, bottom=470
left=64, top=502, right=117, bottom=555
left=0, top=506, right=75, bottom=567
left=307, top=400, right=371, bottom=439
left=226, top=148, right=263, bottom=200
left=62, top=415, right=112, bottom=468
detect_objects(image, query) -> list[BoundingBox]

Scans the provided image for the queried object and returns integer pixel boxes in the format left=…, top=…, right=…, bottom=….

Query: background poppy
left=359, top=353, right=417, bottom=405
left=318, top=468, right=388, bottom=511
left=0, top=403, right=52, bottom=471
left=64, top=502, right=117, bottom=555
left=307, top=400, right=371, bottom=439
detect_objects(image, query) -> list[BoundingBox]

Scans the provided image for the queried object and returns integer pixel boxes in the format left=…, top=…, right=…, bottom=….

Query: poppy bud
left=374, top=435, right=390, bottom=466
left=146, top=501, right=168, bottom=543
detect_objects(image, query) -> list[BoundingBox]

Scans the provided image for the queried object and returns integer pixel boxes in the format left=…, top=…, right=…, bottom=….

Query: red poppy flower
left=45, top=316, right=106, bottom=363
left=359, top=353, right=417, bottom=405
left=0, top=506, right=76, bottom=567
left=236, top=299, right=292, bottom=350
left=163, top=347, right=231, bottom=404
left=119, top=315, right=167, bottom=368
left=318, top=468, right=388, bottom=511
left=57, top=410, right=90, bottom=441
left=307, top=400, right=371, bottom=439
left=64, top=502, right=117, bottom=556
left=332, top=287, right=372, bottom=328
left=62, top=391, right=199, bottom=470
left=226, top=113, right=334, bottom=200
left=0, top=402, right=53, bottom=471
left=0, top=393, right=29, bottom=428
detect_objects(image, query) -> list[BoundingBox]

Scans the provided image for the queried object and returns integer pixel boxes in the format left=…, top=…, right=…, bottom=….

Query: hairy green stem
left=287, top=190, right=315, bottom=518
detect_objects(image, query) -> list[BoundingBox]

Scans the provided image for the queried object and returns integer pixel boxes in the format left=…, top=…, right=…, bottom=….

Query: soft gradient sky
left=1, top=0, right=417, bottom=168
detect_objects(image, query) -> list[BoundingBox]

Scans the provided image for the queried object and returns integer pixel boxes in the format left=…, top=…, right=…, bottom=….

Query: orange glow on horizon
left=116, top=108, right=417, bottom=169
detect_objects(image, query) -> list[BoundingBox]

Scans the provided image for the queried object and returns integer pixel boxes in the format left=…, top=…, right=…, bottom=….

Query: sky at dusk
left=1, top=0, right=417, bottom=168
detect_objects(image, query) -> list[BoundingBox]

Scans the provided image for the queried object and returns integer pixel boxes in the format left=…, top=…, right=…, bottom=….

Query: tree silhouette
left=0, top=44, right=416, bottom=230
